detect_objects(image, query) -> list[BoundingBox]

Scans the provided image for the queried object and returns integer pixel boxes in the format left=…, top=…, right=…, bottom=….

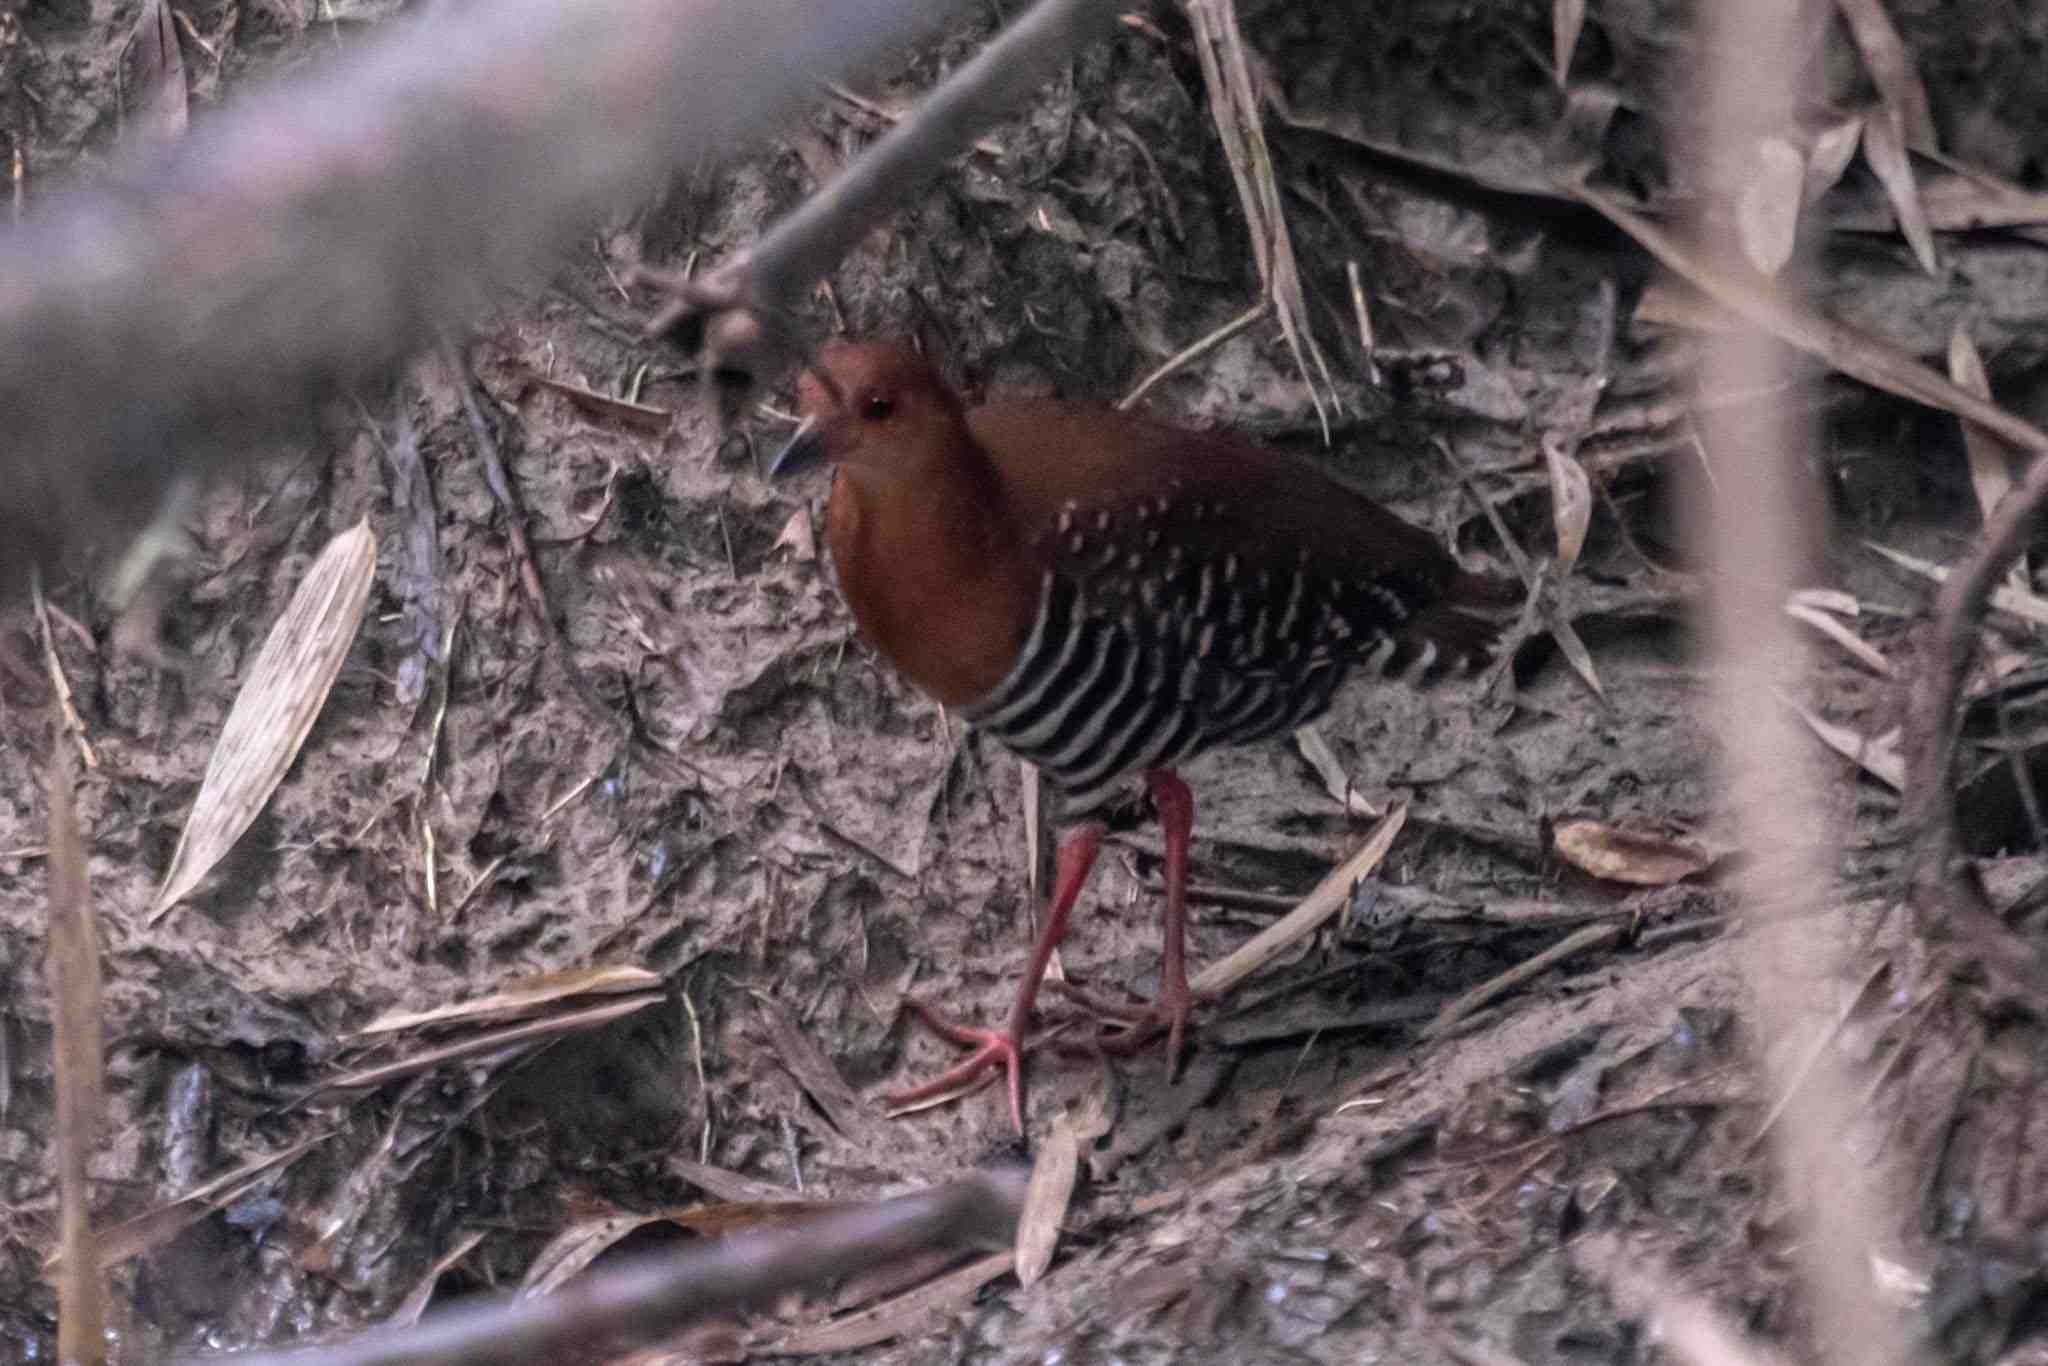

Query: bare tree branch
left=0, top=0, right=974, bottom=605
left=184, top=1166, right=1027, bottom=1366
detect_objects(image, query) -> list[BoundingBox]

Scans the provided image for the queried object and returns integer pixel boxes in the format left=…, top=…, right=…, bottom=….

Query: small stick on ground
left=441, top=338, right=551, bottom=630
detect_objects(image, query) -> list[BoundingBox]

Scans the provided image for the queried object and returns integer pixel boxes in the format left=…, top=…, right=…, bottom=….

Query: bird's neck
left=828, top=444, right=1037, bottom=707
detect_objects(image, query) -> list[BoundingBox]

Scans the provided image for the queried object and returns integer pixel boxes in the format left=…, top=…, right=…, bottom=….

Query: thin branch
left=0, top=0, right=974, bottom=606
left=184, top=1167, right=1028, bottom=1366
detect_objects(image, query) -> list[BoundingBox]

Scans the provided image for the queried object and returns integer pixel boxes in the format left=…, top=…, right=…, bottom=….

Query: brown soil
left=1, top=1, right=2044, bottom=1362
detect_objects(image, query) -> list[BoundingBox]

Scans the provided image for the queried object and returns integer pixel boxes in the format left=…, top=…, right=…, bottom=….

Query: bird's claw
left=1052, top=981, right=1196, bottom=1081
left=883, top=997, right=1029, bottom=1133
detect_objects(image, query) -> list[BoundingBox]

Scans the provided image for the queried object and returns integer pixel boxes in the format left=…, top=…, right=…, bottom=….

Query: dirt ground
left=2, top=0, right=2046, bottom=1361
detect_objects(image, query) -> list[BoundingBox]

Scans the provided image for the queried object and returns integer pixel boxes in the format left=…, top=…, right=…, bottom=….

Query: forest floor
left=1, top=0, right=2045, bottom=1362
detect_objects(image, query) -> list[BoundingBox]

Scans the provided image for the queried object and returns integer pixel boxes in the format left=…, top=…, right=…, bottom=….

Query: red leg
left=885, top=824, right=1104, bottom=1132
left=1054, top=769, right=1197, bottom=1075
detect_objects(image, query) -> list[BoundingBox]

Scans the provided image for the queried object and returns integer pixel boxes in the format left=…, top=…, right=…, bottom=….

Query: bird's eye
left=861, top=394, right=895, bottom=421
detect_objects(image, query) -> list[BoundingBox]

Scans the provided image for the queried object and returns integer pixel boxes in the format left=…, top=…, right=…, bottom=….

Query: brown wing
left=968, top=400, right=1503, bottom=677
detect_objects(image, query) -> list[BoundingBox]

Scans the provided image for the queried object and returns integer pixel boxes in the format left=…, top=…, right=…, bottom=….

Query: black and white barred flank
left=957, top=520, right=1475, bottom=815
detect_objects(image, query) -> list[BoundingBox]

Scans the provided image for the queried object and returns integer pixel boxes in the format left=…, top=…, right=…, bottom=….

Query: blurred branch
left=188, top=1166, right=1028, bottom=1366
left=638, top=0, right=1119, bottom=422
left=1902, top=446, right=2048, bottom=995
left=0, top=0, right=974, bottom=607
left=1692, top=3, right=1909, bottom=1365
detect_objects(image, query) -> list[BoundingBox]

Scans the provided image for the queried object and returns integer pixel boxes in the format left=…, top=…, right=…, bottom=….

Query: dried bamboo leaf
left=1828, top=158, right=2048, bottom=233
left=1421, top=921, right=1625, bottom=1041
left=1787, top=587, right=1861, bottom=616
left=1550, top=614, right=1606, bottom=699
left=1185, top=0, right=1337, bottom=432
left=1783, top=696, right=1904, bottom=790
left=51, top=1131, right=328, bottom=1272
left=524, top=1200, right=840, bottom=1299
left=1292, top=725, right=1380, bottom=817
left=1834, top=0, right=1938, bottom=148
left=522, top=1214, right=675, bottom=1298
left=1946, top=328, right=2031, bottom=600
left=1575, top=187, right=2048, bottom=463
left=350, top=965, right=662, bottom=1038
left=1191, top=803, right=1406, bottom=997
left=1866, top=540, right=2048, bottom=627
left=127, top=0, right=188, bottom=145
left=1948, top=329, right=2013, bottom=518
left=46, top=755, right=105, bottom=1365
left=770, top=1252, right=1014, bottom=1355
left=1805, top=116, right=1863, bottom=203
left=319, top=993, right=662, bottom=1094
left=151, top=519, right=377, bottom=923
left=521, top=368, right=673, bottom=435
left=386, top=1229, right=489, bottom=1330
left=1784, top=602, right=1892, bottom=675
left=1542, top=432, right=1593, bottom=574
left=1860, top=110, right=1937, bottom=275
left=1015, top=1110, right=1080, bottom=1287
left=1551, top=0, right=1586, bottom=84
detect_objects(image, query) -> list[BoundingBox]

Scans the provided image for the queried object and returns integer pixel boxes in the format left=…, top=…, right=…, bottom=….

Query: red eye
left=862, top=394, right=895, bottom=421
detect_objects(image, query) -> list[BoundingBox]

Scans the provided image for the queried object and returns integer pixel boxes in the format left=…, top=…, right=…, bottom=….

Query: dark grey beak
left=768, top=416, right=825, bottom=480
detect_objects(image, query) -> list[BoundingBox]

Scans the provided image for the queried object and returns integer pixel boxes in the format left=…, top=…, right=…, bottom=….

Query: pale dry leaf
left=1735, top=135, right=1806, bottom=276
left=1787, top=587, right=1861, bottom=616
left=1946, top=328, right=2031, bottom=600
left=1551, top=0, right=1586, bottom=84
left=1784, top=602, right=1892, bottom=675
left=320, top=993, right=662, bottom=1095
left=1550, top=614, right=1606, bottom=699
left=1191, top=802, right=1406, bottom=997
left=1553, top=819, right=1711, bottom=886
left=1293, top=725, right=1379, bottom=817
left=350, top=965, right=662, bottom=1038
left=1542, top=431, right=1593, bottom=574
left=52, top=1131, right=329, bottom=1272
left=386, top=1229, right=488, bottom=1329
left=1782, top=695, right=1904, bottom=790
left=1575, top=187, right=2048, bottom=460
left=1834, top=0, right=1938, bottom=147
left=773, top=506, right=817, bottom=562
left=128, top=0, right=188, bottom=145
left=772, top=1252, right=1015, bottom=1355
left=1184, top=0, right=1337, bottom=433
left=1015, top=1109, right=1080, bottom=1287
left=1866, top=540, right=2048, bottom=627
left=151, top=519, right=376, bottom=922
left=46, top=756, right=105, bottom=1366
left=1422, top=920, right=1625, bottom=1041
left=1860, top=109, right=1937, bottom=276
left=521, top=1212, right=671, bottom=1297
left=1805, top=116, right=1863, bottom=203
left=1948, top=328, right=2013, bottom=518
left=1826, top=158, right=2048, bottom=233
left=520, top=367, right=672, bottom=434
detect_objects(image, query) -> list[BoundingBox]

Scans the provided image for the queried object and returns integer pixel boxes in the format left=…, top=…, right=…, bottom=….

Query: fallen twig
left=185, top=1166, right=1028, bottom=1366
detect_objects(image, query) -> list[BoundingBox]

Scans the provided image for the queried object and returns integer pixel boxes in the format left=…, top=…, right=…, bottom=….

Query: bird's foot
left=883, top=997, right=1030, bottom=1133
left=1053, top=979, right=1196, bottom=1080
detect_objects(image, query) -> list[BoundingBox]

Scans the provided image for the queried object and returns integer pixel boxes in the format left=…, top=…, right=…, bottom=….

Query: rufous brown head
left=768, top=341, right=967, bottom=482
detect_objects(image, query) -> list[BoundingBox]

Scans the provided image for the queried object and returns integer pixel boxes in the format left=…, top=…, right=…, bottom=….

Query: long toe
left=1053, top=981, right=1197, bottom=1069
left=886, top=999, right=1029, bottom=1132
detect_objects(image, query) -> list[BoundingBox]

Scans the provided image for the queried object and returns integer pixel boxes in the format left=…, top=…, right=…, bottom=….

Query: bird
left=770, top=339, right=1515, bottom=1132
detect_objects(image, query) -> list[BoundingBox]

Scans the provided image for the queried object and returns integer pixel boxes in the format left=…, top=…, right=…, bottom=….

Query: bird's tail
left=1376, top=569, right=1523, bottom=682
